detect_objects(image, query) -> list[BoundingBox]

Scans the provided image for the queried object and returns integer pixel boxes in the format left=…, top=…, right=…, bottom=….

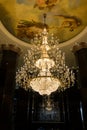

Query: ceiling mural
left=0, top=0, right=87, bottom=44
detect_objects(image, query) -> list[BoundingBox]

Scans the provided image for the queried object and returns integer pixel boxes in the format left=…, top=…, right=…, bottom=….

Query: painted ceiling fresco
left=0, top=0, right=87, bottom=44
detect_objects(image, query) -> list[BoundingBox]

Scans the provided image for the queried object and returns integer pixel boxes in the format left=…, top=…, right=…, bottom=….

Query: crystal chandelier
left=16, top=14, right=75, bottom=95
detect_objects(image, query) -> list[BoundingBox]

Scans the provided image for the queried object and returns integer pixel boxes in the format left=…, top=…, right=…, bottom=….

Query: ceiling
left=0, top=0, right=87, bottom=67
left=0, top=0, right=87, bottom=44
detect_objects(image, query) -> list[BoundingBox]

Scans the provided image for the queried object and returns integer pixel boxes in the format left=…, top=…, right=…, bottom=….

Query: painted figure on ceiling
left=34, top=0, right=59, bottom=9
left=55, top=15, right=81, bottom=31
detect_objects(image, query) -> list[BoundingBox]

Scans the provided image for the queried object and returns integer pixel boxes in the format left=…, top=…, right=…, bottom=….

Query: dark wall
left=63, top=87, right=83, bottom=130
left=0, top=46, right=20, bottom=130
left=73, top=42, right=87, bottom=130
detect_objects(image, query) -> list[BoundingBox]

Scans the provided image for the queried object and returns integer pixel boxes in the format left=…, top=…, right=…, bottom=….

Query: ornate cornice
left=72, top=42, right=87, bottom=53
left=0, top=44, right=21, bottom=55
